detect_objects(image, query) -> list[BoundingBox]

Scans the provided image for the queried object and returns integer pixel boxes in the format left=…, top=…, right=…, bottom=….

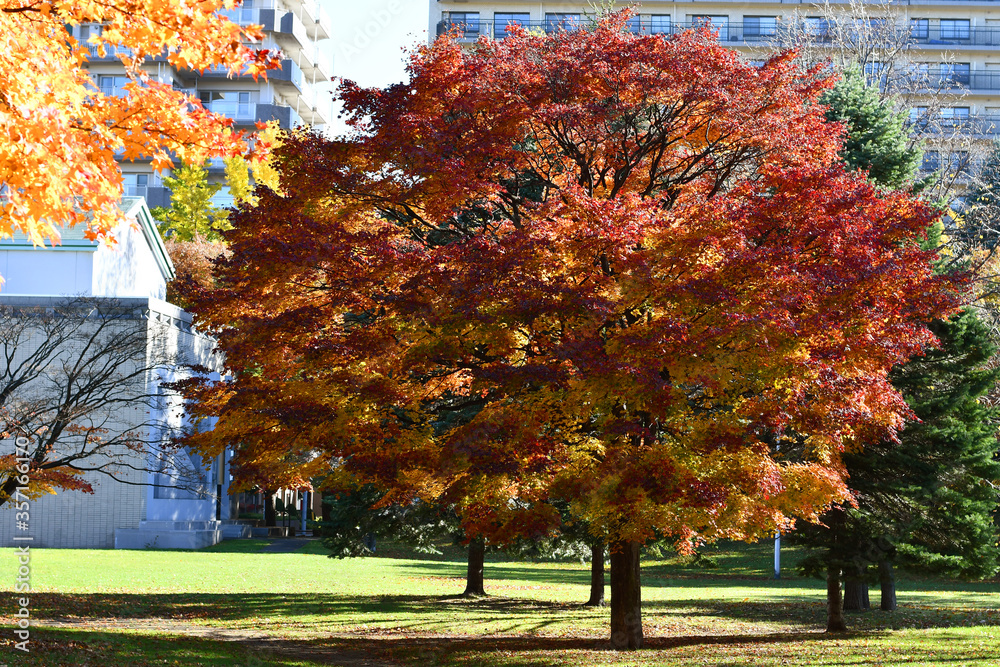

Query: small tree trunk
left=263, top=489, right=277, bottom=527
left=584, top=542, right=606, bottom=607
left=609, top=540, right=643, bottom=650
left=843, top=564, right=870, bottom=612
left=463, top=538, right=486, bottom=597
left=826, top=565, right=848, bottom=632
left=878, top=559, right=897, bottom=611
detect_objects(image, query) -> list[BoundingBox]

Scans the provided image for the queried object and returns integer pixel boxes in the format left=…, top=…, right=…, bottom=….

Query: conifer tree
left=820, top=66, right=921, bottom=189
left=794, top=71, right=999, bottom=630
left=796, top=309, right=1000, bottom=623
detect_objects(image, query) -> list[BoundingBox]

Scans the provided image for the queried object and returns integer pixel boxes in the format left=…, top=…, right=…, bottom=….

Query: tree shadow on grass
left=395, top=559, right=824, bottom=591
left=22, top=589, right=1000, bottom=639
left=300, top=631, right=876, bottom=667
left=3, top=627, right=313, bottom=667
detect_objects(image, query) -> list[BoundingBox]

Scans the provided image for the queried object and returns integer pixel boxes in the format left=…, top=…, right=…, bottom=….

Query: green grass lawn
left=1, top=540, right=997, bottom=666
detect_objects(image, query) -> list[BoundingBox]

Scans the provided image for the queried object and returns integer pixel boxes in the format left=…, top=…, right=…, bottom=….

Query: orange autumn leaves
left=0, top=0, right=277, bottom=255
left=182, top=15, right=964, bottom=549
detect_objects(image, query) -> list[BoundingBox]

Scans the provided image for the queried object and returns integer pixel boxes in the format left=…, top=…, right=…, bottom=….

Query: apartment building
left=78, top=0, right=336, bottom=208
left=431, top=1, right=1000, bottom=186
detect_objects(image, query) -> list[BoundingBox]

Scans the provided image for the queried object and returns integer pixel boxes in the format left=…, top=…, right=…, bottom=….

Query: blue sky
left=324, top=0, right=431, bottom=134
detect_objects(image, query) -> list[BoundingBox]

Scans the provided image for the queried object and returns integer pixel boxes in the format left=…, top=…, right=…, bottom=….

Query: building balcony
left=922, top=71, right=1000, bottom=91
left=202, top=100, right=258, bottom=122
left=910, top=26, right=1000, bottom=48
left=272, top=0, right=331, bottom=42
left=435, top=18, right=1000, bottom=51
left=84, top=42, right=136, bottom=61
left=436, top=20, right=786, bottom=44
left=911, top=113, right=1000, bottom=135
left=274, top=11, right=334, bottom=80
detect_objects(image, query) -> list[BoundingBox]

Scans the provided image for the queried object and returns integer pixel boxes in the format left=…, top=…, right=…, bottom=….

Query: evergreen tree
left=793, top=71, right=1000, bottom=632
left=795, top=309, right=1000, bottom=626
left=820, top=66, right=921, bottom=189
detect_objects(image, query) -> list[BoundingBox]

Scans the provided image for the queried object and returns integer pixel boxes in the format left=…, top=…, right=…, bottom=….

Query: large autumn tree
left=180, top=14, right=963, bottom=649
left=0, top=0, right=276, bottom=275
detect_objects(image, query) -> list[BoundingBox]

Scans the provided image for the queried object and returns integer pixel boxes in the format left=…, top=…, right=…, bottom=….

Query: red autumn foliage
left=177, top=12, right=964, bottom=647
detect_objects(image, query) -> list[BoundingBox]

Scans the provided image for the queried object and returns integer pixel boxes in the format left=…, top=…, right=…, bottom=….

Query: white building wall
left=0, top=249, right=95, bottom=296
left=0, top=297, right=223, bottom=549
left=92, top=222, right=168, bottom=300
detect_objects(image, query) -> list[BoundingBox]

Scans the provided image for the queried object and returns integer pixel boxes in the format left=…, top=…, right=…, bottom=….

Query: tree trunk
left=843, top=578, right=870, bottom=611
left=843, top=564, right=870, bottom=612
left=263, top=489, right=277, bottom=527
left=584, top=542, right=606, bottom=607
left=826, top=565, right=848, bottom=632
left=463, top=538, right=486, bottom=597
left=609, top=540, right=643, bottom=650
left=878, top=559, right=897, bottom=611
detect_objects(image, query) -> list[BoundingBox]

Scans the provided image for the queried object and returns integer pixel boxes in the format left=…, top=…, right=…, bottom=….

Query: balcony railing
left=202, top=100, right=257, bottom=121
left=910, top=113, right=1000, bottom=135
left=436, top=20, right=784, bottom=43
left=920, top=71, right=1000, bottom=91
left=437, top=18, right=1000, bottom=50
left=98, top=85, right=129, bottom=98
left=219, top=7, right=261, bottom=26
left=85, top=42, right=135, bottom=60
left=910, top=26, right=1000, bottom=47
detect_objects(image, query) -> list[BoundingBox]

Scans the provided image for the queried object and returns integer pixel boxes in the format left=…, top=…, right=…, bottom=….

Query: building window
left=443, top=12, right=480, bottom=38
left=494, top=12, right=529, bottom=38
left=692, top=15, right=729, bottom=40
left=941, top=107, right=971, bottom=119
left=545, top=13, right=581, bottom=33
left=804, top=17, right=833, bottom=39
left=910, top=18, right=929, bottom=39
left=940, top=19, right=971, bottom=40
left=950, top=150, right=970, bottom=172
left=650, top=15, right=671, bottom=35
left=943, top=62, right=971, bottom=85
left=744, top=16, right=777, bottom=40
left=98, top=75, right=129, bottom=97
left=199, top=91, right=255, bottom=120
left=942, top=107, right=971, bottom=129
left=909, top=106, right=929, bottom=126
left=864, top=61, right=887, bottom=86
left=922, top=150, right=940, bottom=172
left=123, top=173, right=149, bottom=197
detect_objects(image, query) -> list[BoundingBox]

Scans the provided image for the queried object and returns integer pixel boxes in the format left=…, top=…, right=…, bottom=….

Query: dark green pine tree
left=879, top=311, right=1000, bottom=584
left=820, top=66, right=922, bottom=189
left=793, top=70, right=1000, bottom=633
left=795, top=309, right=1000, bottom=629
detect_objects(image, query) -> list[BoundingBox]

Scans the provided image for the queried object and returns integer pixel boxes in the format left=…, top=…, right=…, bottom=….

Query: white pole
left=774, top=532, right=781, bottom=579
left=300, top=491, right=308, bottom=535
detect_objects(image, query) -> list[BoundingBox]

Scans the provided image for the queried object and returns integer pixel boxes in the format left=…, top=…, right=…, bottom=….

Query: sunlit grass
left=1, top=540, right=996, bottom=665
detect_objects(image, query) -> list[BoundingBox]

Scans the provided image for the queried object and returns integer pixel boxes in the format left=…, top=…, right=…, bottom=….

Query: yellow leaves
left=0, top=0, right=277, bottom=258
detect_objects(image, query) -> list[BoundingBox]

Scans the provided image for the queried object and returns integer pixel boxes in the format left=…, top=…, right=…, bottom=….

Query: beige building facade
left=431, top=1, right=1000, bottom=179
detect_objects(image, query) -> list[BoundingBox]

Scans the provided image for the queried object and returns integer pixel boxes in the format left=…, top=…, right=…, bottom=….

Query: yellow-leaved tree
left=0, top=0, right=278, bottom=283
